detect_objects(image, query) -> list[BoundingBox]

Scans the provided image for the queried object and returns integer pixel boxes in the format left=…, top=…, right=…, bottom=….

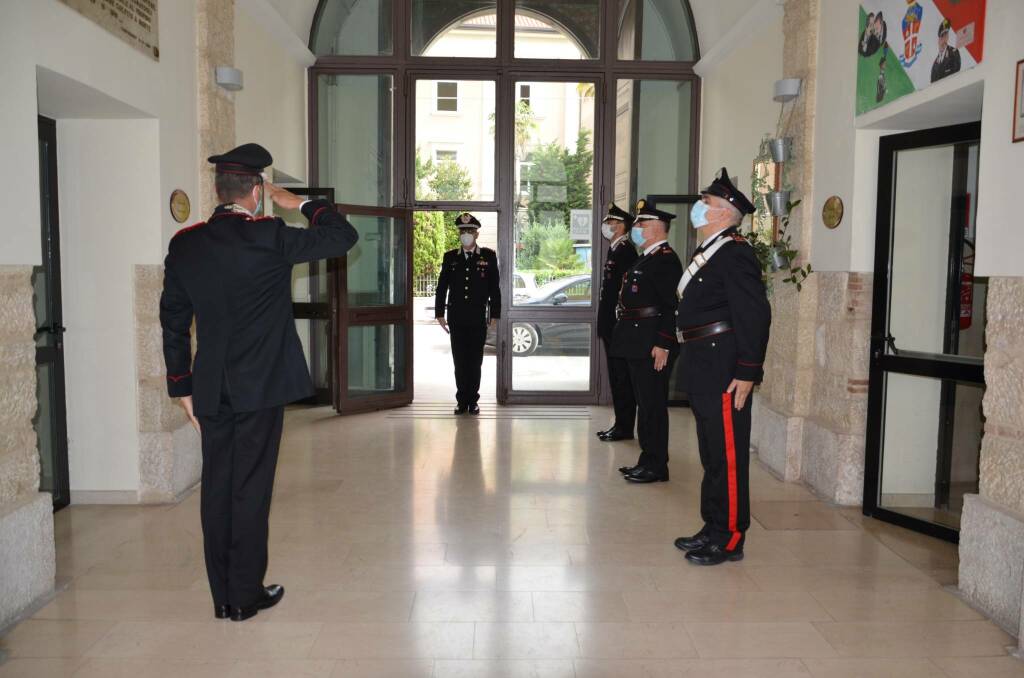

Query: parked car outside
left=486, top=274, right=592, bottom=356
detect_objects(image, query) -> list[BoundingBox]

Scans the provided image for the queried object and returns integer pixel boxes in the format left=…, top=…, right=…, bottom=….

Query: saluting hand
left=651, top=346, right=669, bottom=371
left=178, top=395, right=201, bottom=435
left=727, top=379, right=754, bottom=410
left=264, top=181, right=304, bottom=211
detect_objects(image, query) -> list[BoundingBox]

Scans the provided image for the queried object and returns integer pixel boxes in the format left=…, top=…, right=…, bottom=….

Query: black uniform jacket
left=160, top=200, right=358, bottom=416
left=609, top=242, right=683, bottom=359
left=434, top=247, right=502, bottom=324
left=597, top=237, right=639, bottom=341
left=676, top=227, right=771, bottom=394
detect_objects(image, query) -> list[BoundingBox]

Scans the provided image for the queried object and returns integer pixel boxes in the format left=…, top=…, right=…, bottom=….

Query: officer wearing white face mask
left=609, top=200, right=683, bottom=484
left=596, top=203, right=639, bottom=443
left=672, top=167, right=770, bottom=567
left=434, top=213, right=502, bottom=414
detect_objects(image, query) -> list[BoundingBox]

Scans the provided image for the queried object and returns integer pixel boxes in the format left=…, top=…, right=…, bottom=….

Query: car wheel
left=510, top=323, right=539, bottom=356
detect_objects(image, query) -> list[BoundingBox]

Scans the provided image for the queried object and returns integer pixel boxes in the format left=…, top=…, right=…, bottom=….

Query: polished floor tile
left=2, top=404, right=1019, bottom=675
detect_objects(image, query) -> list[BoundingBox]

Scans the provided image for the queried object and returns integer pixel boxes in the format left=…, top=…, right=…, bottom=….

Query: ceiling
left=263, top=0, right=763, bottom=60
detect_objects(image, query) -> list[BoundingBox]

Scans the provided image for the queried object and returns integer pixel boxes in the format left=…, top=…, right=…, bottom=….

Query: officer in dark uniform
left=160, top=143, right=358, bottom=619
left=610, top=201, right=683, bottom=483
left=930, top=19, right=961, bottom=83
left=673, top=168, right=771, bottom=566
left=434, top=213, right=501, bottom=414
left=596, top=203, right=639, bottom=442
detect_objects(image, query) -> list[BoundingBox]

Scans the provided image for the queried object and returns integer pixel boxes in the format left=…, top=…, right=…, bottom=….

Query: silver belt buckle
left=676, top=328, right=685, bottom=343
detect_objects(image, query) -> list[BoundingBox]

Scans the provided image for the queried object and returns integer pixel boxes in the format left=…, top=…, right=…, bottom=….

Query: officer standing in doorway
left=435, top=213, right=501, bottom=414
left=161, top=143, right=358, bottom=619
left=673, top=168, right=770, bottom=566
left=610, top=201, right=683, bottom=483
left=596, top=203, right=639, bottom=442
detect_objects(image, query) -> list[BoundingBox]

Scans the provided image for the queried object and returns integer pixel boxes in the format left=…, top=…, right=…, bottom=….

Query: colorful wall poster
left=856, top=0, right=986, bottom=115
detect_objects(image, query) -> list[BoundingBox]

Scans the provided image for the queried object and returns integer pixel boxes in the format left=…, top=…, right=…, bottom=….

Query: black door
left=34, top=116, right=71, bottom=510
left=863, top=122, right=984, bottom=542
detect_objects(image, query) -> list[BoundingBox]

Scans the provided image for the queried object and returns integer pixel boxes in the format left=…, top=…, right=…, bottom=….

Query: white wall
left=696, top=1, right=782, bottom=193
left=58, top=120, right=162, bottom=492
left=0, top=0, right=198, bottom=264
left=235, top=2, right=314, bottom=183
left=0, top=0, right=199, bottom=494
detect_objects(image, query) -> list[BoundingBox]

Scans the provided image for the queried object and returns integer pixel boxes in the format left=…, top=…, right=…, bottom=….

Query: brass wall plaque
left=169, top=190, right=191, bottom=223
left=822, top=195, right=844, bottom=229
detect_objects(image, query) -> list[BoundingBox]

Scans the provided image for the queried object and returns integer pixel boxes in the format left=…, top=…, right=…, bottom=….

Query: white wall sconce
left=215, top=66, right=244, bottom=92
left=773, top=78, right=802, bottom=103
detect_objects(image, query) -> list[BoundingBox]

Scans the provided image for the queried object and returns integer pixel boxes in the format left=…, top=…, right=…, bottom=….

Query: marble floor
left=1, top=404, right=1021, bottom=677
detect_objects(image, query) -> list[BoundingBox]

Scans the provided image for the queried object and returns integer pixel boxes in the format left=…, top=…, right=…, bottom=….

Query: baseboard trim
left=70, top=490, right=139, bottom=505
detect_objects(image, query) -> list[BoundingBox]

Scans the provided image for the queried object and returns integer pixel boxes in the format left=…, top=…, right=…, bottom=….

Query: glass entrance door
left=335, top=204, right=414, bottom=413
left=502, top=76, right=600, bottom=402
left=864, top=121, right=984, bottom=541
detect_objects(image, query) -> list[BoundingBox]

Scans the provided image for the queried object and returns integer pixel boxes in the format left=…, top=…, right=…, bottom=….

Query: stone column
left=0, top=266, right=55, bottom=630
left=136, top=0, right=235, bottom=502
left=960, top=277, right=1024, bottom=637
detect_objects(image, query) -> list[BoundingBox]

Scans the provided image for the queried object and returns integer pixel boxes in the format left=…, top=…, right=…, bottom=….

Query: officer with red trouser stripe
left=673, top=168, right=771, bottom=566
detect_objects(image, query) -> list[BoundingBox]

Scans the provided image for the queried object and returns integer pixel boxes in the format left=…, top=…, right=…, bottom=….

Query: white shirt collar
left=700, top=226, right=731, bottom=246
left=643, top=239, right=668, bottom=256
left=610, top=234, right=628, bottom=249
left=463, top=245, right=479, bottom=257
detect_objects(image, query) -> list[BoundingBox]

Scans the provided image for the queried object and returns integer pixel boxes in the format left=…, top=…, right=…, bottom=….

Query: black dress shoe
left=454, top=405, right=468, bottom=415
left=596, top=427, right=614, bottom=439
left=231, top=584, right=285, bottom=622
left=214, top=604, right=231, bottom=619
left=468, top=403, right=480, bottom=415
left=599, top=427, right=635, bottom=442
left=685, top=544, right=743, bottom=566
left=673, top=532, right=711, bottom=552
left=618, top=464, right=640, bottom=475
left=625, top=468, right=669, bottom=483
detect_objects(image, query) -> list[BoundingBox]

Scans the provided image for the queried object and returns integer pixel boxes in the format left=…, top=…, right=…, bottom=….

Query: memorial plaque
left=59, top=0, right=159, bottom=61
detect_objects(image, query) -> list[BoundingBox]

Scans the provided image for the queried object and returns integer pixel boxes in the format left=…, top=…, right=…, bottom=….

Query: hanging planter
left=769, top=190, right=791, bottom=216
left=769, top=246, right=791, bottom=271
left=769, top=137, right=791, bottom=163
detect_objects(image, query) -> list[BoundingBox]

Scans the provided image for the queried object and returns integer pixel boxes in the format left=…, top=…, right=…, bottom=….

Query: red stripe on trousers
left=722, top=392, right=741, bottom=551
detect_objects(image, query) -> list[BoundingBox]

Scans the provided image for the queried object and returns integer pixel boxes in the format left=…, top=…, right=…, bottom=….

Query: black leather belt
left=617, top=306, right=661, bottom=320
left=679, top=320, right=733, bottom=343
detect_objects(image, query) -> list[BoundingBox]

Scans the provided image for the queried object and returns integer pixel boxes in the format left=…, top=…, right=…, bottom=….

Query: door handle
left=36, top=324, right=66, bottom=335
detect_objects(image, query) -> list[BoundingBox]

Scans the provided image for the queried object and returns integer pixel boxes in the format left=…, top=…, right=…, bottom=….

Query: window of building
left=519, top=84, right=532, bottom=108
left=435, top=150, right=458, bottom=164
left=436, top=81, right=458, bottom=112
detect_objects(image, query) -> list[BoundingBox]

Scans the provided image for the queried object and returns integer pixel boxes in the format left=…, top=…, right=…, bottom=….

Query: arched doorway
left=308, top=0, right=699, bottom=412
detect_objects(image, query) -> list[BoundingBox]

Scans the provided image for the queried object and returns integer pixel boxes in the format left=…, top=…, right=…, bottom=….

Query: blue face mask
left=630, top=225, right=646, bottom=246
left=690, top=201, right=710, bottom=228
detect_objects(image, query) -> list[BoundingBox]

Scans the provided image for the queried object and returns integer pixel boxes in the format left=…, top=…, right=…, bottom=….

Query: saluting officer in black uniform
left=160, top=143, right=358, bottom=619
left=434, top=213, right=501, bottom=414
left=596, top=203, right=639, bottom=442
left=610, top=201, right=683, bottom=483
left=673, top=168, right=771, bottom=566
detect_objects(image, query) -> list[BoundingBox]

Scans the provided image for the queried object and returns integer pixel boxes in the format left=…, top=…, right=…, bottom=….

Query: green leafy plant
left=747, top=137, right=813, bottom=295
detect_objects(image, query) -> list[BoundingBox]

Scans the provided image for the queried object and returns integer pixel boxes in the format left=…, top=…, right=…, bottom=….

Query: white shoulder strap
left=676, top=233, right=735, bottom=298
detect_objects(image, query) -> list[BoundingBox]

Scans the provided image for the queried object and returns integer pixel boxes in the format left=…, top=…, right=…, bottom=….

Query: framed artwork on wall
left=1014, top=59, right=1024, bottom=143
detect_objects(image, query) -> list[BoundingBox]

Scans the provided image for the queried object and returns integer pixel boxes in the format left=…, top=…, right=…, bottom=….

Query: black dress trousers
left=198, top=389, right=284, bottom=609
left=450, top=323, right=487, bottom=407
left=627, top=348, right=678, bottom=475
left=688, top=391, right=752, bottom=551
left=601, top=336, right=636, bottom=434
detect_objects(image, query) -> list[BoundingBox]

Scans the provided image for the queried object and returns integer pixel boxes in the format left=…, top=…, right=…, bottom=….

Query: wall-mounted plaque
left=59, top=0, right=160, bottom=61
left=169, top=190, right=191, bottom=223
left=822, top=195, right=844, bottom=229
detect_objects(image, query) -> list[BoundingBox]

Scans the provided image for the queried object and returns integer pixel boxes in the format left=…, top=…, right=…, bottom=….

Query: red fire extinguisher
left=959, top=272, right=973, bottom=330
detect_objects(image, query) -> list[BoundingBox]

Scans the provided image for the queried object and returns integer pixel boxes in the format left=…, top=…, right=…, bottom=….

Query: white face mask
left=601, top=222, right=617, bottom=240
left=460, top=233, right=476, bottom=248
